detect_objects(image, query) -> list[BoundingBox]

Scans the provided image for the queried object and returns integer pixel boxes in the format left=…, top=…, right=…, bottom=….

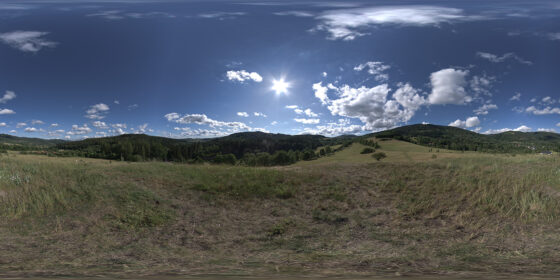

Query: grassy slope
left=2, top=142, right=560, bottom=277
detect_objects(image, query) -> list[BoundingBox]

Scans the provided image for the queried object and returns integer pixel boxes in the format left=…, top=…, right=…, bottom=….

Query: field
left=2, top=140, right=560, bottom=278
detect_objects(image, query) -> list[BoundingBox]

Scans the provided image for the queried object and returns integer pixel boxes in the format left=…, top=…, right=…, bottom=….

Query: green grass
left=2, top=147, right=560, bottom=277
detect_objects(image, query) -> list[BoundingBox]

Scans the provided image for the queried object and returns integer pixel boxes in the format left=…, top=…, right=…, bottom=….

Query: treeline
left=51, top=132, right=355, bottom=165
left=372, top=124, right=560, bottom=153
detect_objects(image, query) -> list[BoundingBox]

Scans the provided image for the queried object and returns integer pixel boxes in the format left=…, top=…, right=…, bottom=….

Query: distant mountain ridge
left=369, top=124, right=560, bottom=153
left=1, top=124, right=558, bottom=155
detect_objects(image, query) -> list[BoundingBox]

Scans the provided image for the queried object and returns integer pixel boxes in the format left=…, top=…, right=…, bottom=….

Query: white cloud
left=0, top=122, right=6, bottom=127
left=312, top=82, right=330, bottom=105
left=476, top=51, right=532, bottom=65
left=474, top=104, right=498, bottom=115
left=0, top=91, right=16, bottom=103
left=526, top=106, right=560, bottom=115
left=24, top=127, right=38, bottom=132
left=515, top=125, right=531, bottom=132
left=226, top=70, right=263, bottom=83
left=392, top=83, right=426, bottom=110
left=85, top=103, right=109, bottom=119
left=270, top=121, right=278, bottom=125
left=50, top=123, right=59, bottom=127
left=92, top=121, right=109, bottom=129
left=537, top=128, right=556, bottom=133
left=353, top=61, right=390, bottom=82
left=164, top=113, right=251, bottom=130
left=294, top=118, right=320, bottom=124
left=31, top=120, right=44, bottom=125
left=322, top=72, right=328, bottom=77
left=313, top=82, right=423, bottom=131
left=16, top=122, right=26, bottom=128
left=253, top=112, right=267, bottom=117
left=483, top=125, right=532, bottom=134
left=542, top=96, right=556, bottom=105
left=0, top=109, right=15, bottom=115
left=315, top=6, right=481, bottom=40
left=510, top=92, right=521, bottom=101
left=0, top=31, right=57, bottom=53
left=285, top=105, right=298, bottom=109
left=136, top=123, right=148, bottom=134
left=67, top=124, right=92, bottom=136
left=428, top=68, right=471, bottom=105
left=469, top=74, right=495, bottom=97
left=300, top=119, right=363, bottom=136
left=237, top=112, right=249, bottom=117
left=448, top=116, right=480, bottom=128
left=9, top=130, right=16, bottom=134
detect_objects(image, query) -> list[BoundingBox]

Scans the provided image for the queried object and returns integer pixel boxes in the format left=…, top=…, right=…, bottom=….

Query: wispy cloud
left=315, top=6, right=485, bottom=40
left=476, top=51, right=532, bottom=65
left=0, top=31, right=57, bottom=53
left=87, top=10, right=175, bottom=20
left=0, top=91, right=16, bottom=103
left=197, top=12, right=246, bottom=20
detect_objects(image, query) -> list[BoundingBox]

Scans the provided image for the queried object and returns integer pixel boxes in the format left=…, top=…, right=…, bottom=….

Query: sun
left=271, top=78, right=290, bottom=95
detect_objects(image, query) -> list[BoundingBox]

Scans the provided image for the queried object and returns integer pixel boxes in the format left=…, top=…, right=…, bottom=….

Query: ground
left=1, top=141, right=560, bottom=278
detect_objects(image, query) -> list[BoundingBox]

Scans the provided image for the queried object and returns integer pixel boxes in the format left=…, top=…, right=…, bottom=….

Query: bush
left=431, top=154, right=437, bottom=159
left=372, top=152, right=387, bottom=161
left=361, top=147, right=375, bottom=154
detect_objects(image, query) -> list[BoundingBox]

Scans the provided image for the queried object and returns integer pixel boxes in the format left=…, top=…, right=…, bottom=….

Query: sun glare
left=271, top=78, right=290, bottom=95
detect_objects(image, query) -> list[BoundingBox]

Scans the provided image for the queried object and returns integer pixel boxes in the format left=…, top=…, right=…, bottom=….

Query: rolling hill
left=369, top=124, right=560, bottom=153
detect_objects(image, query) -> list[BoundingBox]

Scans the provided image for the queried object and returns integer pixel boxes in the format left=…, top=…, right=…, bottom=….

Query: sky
left=0, top=0, right=560, bottom=139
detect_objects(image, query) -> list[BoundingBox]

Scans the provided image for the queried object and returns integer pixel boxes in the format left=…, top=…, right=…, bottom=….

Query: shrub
left=372, top=152, right=387, bottom=161
left=361, top=147, right=375, bottom=154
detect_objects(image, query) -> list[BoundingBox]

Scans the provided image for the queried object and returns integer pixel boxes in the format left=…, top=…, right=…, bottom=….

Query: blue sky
left=0, top=0, right=560, bottom=139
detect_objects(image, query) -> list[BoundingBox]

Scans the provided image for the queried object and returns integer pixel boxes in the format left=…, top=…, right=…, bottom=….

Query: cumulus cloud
left=92, top=121, right=109, bottom=129
left=312, top=82, right=424, bottom=131
left=31, top=120, right=44, bottom=125
left=392, top=83, right=426, bottom=110
left=67, top=124, right=92, bottom=136
left=448, top=116, right=480, bottom=128
left=165, top=113, right=250, bottom=130
left=469, top=74, right=495, bottom=97
left=300, top=119, right=363, bottom=136
left=353, top=61, right=390, bottom=82
left=428, top=68, right=471, bottom=105
left=525, top=106, right=560, bottom=115
left=237, top=112, right=249, bottom=117
left=315, top=6, right=482, bottom=40
left=483, top=125, right=531, bottom=134
left=294, top=118, right=320, bottom=124
left=24, top=127, right=38, bottom=132
left=253, top=112, right=267, bottom=117
left=16, top=122, right=26, bottom=128
left=474, top=104, right=498, bottom=115
left=0, top=31, right=57, bottom=53
left=85, top=103, right=109, bottom=119
left=476, top=51, right=532, bottom=65
left=226, top=70, right=263, bottom=83
left=0, top=109, right=15, bottom=115
left=537, top=128, right=556, bottom=133
left=0, top=91, right=16, bottom=103
left=0, top=122, right=5, bottom=127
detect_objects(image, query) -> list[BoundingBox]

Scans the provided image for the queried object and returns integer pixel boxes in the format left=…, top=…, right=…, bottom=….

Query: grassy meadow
left=1, top=141, right=560, bottom=277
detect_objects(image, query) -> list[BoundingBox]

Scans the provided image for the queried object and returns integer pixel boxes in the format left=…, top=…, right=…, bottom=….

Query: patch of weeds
left=322, top=185, right=346, bottom=202
left=111, top=187, right=173, bottom=229
left=312, top=205, right=348, bottom=224
left=267, top=218, right=295, bottom=237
